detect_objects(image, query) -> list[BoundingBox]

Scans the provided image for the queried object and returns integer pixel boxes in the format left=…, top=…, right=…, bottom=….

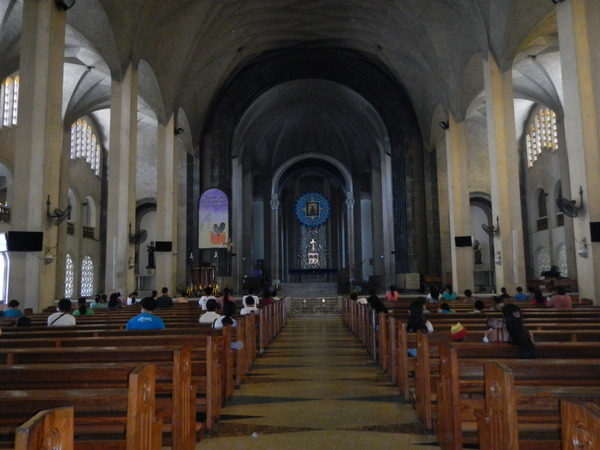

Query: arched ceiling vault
left=0, top=0, right=561, bottom=146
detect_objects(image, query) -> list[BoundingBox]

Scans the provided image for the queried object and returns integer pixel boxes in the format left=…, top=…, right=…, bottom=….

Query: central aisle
left=197, top=316, right=441, bottom=449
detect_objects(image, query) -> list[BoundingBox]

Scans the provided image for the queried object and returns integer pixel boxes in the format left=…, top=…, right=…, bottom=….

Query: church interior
left=0, top=0, right=599, bottom=448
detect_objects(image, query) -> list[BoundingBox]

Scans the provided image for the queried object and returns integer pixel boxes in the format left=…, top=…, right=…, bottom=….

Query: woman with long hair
left=407, top=298, right=433, bottom=333
left=503, top=303, right=536, bottom=359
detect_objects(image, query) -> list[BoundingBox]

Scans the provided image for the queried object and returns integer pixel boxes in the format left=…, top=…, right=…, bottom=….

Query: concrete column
left=445, top=115, right=475, bottom=293
left=155, top=115, right=177, bottom=291
left=230, top=154, right=243, bottom=291
left=105, top=65, right=138, bottom=295
left=270, top=193, right=280, bottom=282
left=557, top=0, right=600, bottom=302
left=10, top=0, right=67, bottom=311
left=345, top=193, right=356, bottom=275
left=483, top=54, right=526, bottom=293
left=436, top=136, right=450, bottom=284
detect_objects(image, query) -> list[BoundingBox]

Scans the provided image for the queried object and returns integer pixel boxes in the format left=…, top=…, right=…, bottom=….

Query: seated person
left=125, top=297, right=165, bottom=330
left=367, top=291, right=388, bottom=314
left=90, top=294, right=107, bottom=309
left=442, top=284, right=457, bottom=301
left=469, top=300, right=486, bottom=313
left=107, top=292, right=122, bottom=310
left=489, top=296, right=505, bottom=311
left=498, top=287, right=511, bottom=300
left=212, top=301, right=237, bottom=329
left=175, top=292, right=189, bottom=303
left=240, top=296, right=260, bottom=315
left=199, top=287, right=217, bottom=310
left=156, top=287, right=173, bottom=308
left=3, top=299, right=23, bottom=317
left=514, top=286, right=528, bottom=301
left=438, top=302, right=456, bottom=313
left=199, top=299, right=221, bottom=324
left=462, top=289, right=476, bottom=303
left=483, top=317, right=510, bottom=343
left=72, top=297, right=95, bottom=316
left=547, top=286, right=573, bottom=310
left=385, top=285, right=399, bottom=301
left=47, top=298, right=76, bottom=326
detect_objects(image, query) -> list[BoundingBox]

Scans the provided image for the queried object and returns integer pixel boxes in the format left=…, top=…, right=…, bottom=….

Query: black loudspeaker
left=154, top=241, right=172, bottom=252
left=7, top=231, right=44, bottom=252
left=55, top=0, right=76, bottom=10
left=454, top=236, right=473, bottom=247
left=590, top=222, right=600, bottom=242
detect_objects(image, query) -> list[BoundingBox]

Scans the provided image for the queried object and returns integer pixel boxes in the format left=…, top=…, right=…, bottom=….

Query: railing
left=83, top=226, right=95, bottom=239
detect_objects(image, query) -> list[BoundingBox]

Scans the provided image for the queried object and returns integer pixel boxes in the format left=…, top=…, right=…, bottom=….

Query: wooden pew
left=561, top=400, right=600, bottom=450
left=435, top=342, right=600, bottom=450
left=0, top=332, right=222, bottom=433
left=15, top=407, right=74, bottom=450
left=0, top=346, right=195, bottom=450
left=476, top=361, right=600, bottom=450
left=0, top=364, right=161, bottom=450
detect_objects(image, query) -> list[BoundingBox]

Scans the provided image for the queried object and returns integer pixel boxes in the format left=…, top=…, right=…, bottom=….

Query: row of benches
left=0, top=299, right=289, bottom=449
left=341, top=296, right=600, bottom=449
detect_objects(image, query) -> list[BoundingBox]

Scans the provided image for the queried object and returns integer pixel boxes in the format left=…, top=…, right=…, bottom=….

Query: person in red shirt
left=385, top=285, right=399, bottom=301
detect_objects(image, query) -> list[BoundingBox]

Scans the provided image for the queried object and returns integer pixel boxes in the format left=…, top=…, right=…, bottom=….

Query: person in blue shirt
left=514, top=286, right=528, bottom=301
left=3, top=299, right=23, bottom=317
left=125, top=297, right=165, bottom=330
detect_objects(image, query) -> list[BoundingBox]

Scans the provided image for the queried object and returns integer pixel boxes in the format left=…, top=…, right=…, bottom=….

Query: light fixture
left=439, top=121, right=449, bottom=130
left=128, top=257, right=135, bottom=270
left=174, top=128, right=184, bottom=135
left=550, top=0, right=563, bottom=4
left=577, top=238, right=588, bottom=258
left=43, top=248, right=55, bottom=265
left=494, top=251, right=502, bottom=265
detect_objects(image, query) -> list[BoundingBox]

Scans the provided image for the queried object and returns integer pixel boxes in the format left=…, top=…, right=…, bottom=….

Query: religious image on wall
left=294, top=192, right=331, bottom=269
left=294, top=192, right=331, bottom=228
left=198, top=188, right=229, bottom=248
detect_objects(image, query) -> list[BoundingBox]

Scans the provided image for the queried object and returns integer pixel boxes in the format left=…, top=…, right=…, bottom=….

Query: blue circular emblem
left=294, top=192, right=331, bottom=228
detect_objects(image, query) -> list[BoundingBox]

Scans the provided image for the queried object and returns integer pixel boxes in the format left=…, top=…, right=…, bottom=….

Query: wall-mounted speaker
left=590, top=222, right=600, bottom=242
left=154, top=241, right=173, bottom=252
left=7, top=231, right=44, bottom=252
left=454, top=236, right=473, bottom=247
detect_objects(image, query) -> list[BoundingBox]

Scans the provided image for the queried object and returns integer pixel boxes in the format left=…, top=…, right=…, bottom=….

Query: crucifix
left=309, top=238, right=317, bottom=251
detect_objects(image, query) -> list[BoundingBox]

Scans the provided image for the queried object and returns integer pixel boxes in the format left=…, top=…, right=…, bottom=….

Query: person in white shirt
left=199, top=299, right=221, bottom=324
left=212, top=301, right=237, bottom=329
left=47, top=298, right=77, bottom=327
left=242, top=287, right=260, bottom=308
left=240, top=296, right=260, bottom=315
left=198, top=287, right=217, bottom=311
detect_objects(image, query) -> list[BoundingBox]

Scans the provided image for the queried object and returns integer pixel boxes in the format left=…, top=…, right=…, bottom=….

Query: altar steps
left=280, top=282, right=338, bottom=298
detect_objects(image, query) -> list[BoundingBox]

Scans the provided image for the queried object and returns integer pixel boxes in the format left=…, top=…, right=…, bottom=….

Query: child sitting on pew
left=483, top=317, right=509, bottom=343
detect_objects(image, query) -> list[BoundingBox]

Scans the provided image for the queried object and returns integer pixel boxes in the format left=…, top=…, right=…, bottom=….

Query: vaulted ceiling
left=0, top=0, right=560, bottom=155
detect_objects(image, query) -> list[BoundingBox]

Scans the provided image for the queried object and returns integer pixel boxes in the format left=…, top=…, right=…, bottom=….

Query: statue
left=474, top=240, right=482, bottom=264
left=146, top=241, right=155, bottom=269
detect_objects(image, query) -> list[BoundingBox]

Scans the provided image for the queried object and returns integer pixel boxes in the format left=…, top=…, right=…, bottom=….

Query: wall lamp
left=577, top=238, right=589, bottom=258
left=439, top=121, right=449, bottom=130
left=174, top=128, right=185, bottom=135
left=43, top=248, right=55, bottom=265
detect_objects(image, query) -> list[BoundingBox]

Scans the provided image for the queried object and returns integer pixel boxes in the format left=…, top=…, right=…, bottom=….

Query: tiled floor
left=196, top=315, right=441, bottom=449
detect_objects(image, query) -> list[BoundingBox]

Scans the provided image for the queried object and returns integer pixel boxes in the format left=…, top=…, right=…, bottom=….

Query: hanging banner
left=198, top=188, right=229, bottom=249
